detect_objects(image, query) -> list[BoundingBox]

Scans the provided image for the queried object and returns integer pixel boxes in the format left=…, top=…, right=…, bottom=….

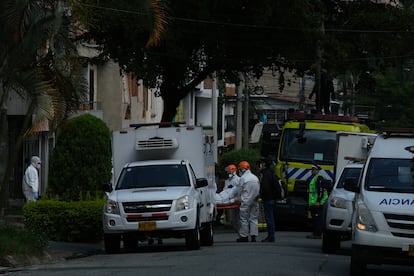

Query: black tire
left=200, top=221, right=214, bottom=246
left=322, top=230, right=340, bottom=253
left=104, top=233, right=121, bottom=254
left=123, top=233, right=138, bottom=250
left=185, top=220, right=200, bottom=250
left=350, top=247, right=367, bottom=276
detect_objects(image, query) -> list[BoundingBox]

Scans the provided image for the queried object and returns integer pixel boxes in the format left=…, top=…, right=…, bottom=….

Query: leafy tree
left=47, top=114, right=112, bottom=201
left=0, top=0, right=87, bottom=212
left=69, top=0, right=320, bottom=122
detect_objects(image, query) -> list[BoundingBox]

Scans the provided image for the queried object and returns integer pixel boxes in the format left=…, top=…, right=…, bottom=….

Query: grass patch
left=0, top=224, right=48, bottom=257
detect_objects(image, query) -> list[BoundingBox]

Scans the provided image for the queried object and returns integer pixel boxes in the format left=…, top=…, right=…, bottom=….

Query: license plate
left=409, top=244, right=414, bottom=256
left=138, top=221, right=156, bottom=231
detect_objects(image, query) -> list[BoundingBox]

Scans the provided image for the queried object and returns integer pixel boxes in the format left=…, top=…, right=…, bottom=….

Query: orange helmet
left=238, top=161, right=250, bottom=170
left=225, top=164, right=237, bottom=173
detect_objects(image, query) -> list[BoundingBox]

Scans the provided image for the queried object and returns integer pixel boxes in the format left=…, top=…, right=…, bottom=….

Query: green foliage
left=23, top=199, right=105, bottom=242
left=0, top=224, right=47, bottom=257
left=218, top=148, right=261, bottom=177
left=47, top=114, right=111, bottom=201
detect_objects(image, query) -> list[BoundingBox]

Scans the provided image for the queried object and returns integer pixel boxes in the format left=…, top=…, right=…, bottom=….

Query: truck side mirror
left=344, top=178, right=359, bottom=193
left=195, top=178, right=208, bottom=188
left=102, top=182, right=113, bottom=193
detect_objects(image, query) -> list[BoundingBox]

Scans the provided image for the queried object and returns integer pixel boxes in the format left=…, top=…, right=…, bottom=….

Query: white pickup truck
left=102, top=124, right=216, bottom=253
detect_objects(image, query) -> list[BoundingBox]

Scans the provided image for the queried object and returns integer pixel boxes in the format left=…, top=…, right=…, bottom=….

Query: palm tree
left=0, top=0, right=87, bottom=214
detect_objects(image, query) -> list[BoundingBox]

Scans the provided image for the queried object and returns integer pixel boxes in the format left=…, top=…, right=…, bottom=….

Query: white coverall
left=22, top=156, right=40, bottom=201
left=238, top=169, right=260, bottom=238
left=224, top=174, right=241, bottom=231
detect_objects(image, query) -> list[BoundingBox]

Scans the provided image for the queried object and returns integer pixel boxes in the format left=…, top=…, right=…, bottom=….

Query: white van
left=345, top=128, right=414, bottom=275
left=322, top=162, right=363, bottom=253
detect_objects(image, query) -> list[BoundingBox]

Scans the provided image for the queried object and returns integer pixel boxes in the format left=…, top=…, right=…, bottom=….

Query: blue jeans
left=263, top=200, right=275, bottom=238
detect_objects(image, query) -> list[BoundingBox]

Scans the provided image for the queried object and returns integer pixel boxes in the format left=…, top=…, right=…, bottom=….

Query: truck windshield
left=116, top=164, right=191, bottom=189
left=365, top=158, right=414, bottom=193
left=279, top=129, right=336, bottom=165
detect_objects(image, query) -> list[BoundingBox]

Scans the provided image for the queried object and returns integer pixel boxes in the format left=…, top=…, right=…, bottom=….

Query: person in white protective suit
left=22, top=156, right=41, bottom=201
left=236, top=161, right=260, bottom=242
left=214, top=164, right=241, bottom=230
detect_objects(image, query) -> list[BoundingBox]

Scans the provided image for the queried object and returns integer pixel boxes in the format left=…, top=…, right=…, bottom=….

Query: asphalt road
left=3, top=228, right=414, bottom=276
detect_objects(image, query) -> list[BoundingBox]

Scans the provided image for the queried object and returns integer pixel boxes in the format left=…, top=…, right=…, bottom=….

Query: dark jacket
left=259, top=166, right=279, bottom=201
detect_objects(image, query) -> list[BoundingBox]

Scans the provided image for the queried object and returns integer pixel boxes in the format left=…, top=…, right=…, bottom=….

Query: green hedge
left=23, top=200, right=105, bottom=243
left=218, top=148, right=261, bottom=177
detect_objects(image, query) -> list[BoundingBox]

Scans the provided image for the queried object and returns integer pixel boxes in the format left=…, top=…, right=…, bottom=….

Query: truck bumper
left=103, top=208, right=197, bottom=234
left=275, top=198, right=309, bottom=226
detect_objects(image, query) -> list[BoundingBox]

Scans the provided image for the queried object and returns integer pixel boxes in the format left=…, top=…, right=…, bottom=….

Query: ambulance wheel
left=350, top=247, right=367, bottom=276
left=104, top=233, right=121, bottom=254
left=185, top=220, right=200, bottom=250
left=200, top=221, right=214, bottom=246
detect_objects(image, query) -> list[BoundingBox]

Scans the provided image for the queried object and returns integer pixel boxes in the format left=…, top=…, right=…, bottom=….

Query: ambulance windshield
left=365, top=158, right=414, bottom=193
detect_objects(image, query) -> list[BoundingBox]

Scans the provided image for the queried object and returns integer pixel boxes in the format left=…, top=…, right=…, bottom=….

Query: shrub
left=47, top=114, right=112, bottom=201
left=0, top=224, right=47, bottom=257
left=218, top=148, right=261, bottom=177
left=23, top=199, right=104, bottom=242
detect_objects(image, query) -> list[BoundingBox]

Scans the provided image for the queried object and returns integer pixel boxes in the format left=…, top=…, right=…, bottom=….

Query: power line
left=78, top=3, right=414, bottom=34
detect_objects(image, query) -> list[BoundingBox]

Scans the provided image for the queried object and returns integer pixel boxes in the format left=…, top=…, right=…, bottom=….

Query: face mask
left=238, top=168, right=246, bottom=176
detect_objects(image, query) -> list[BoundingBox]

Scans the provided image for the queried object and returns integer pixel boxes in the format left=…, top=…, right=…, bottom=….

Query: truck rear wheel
left=200, top=221, right=214, bottom=246
left=322, top=230, right=340, bottom=253
left=104, top=233, right=121, bottom=254
left=185, top=220, right=200, bottom=250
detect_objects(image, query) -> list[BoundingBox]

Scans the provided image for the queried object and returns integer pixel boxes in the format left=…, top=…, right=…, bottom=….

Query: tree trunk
left=160, top=84, right=183, bottom=123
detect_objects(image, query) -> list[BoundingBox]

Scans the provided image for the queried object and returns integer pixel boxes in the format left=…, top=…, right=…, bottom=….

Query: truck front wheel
left=200, top=221, right=214, bottom=246
left=185, top=220, right=200, bottom=250
left=322, top=230, right=340, bottom=253
left=104, top=233, right=121, bottom=254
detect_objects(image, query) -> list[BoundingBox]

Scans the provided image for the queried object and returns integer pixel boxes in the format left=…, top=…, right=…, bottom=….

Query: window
left=116, top=164, right=190, bottom=189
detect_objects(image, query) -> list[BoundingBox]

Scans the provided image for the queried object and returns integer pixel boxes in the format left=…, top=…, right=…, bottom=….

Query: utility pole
left=211, top=72, right=218, bottom=163
left=243, top=72, right=249, bottom=148
left=235, top=73, right=244, bottom=149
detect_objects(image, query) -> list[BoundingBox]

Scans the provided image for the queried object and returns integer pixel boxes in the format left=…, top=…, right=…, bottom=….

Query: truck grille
left=123, top=200, right=172, bottom=213
left=384, top=213, right=414, bottom=238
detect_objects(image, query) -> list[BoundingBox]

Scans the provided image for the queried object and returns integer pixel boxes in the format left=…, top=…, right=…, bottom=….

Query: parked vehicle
left=345, top=128, right=414, bottom=275
left=322, top=131, right=376, bottom=253
left=323, top=162, right=363, bottom=253
left=102, top=124, right=216, bottom=253
left=274, top=112, right=372, bottom=226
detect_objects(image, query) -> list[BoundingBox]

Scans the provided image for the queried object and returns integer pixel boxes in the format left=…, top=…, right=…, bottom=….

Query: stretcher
left=216, top=203, right=240, bottom=210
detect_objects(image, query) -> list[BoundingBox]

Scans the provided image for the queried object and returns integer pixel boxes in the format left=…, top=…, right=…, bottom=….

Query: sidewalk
left=0, top=240, right=104, bottom=273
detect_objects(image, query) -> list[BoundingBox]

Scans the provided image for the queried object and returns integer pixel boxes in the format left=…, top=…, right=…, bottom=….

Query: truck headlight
left=355, top=202, right=377, bottom=232
left=176, top=195, right=190, bottom=211
left=105, top=199, right=120, bottom=215
left=329, top=197, right=347, bottom=209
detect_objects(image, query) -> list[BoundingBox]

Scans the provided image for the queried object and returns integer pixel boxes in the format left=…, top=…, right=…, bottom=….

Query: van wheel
left=350, top=247, right=367, bottom=276
left=104, top=234, right=121, bottom=254
left=185, top=220, right=200, bottom=250
left=200, top=221, right=214, bottom=246
left=322, top=230, right=340, bottom=253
